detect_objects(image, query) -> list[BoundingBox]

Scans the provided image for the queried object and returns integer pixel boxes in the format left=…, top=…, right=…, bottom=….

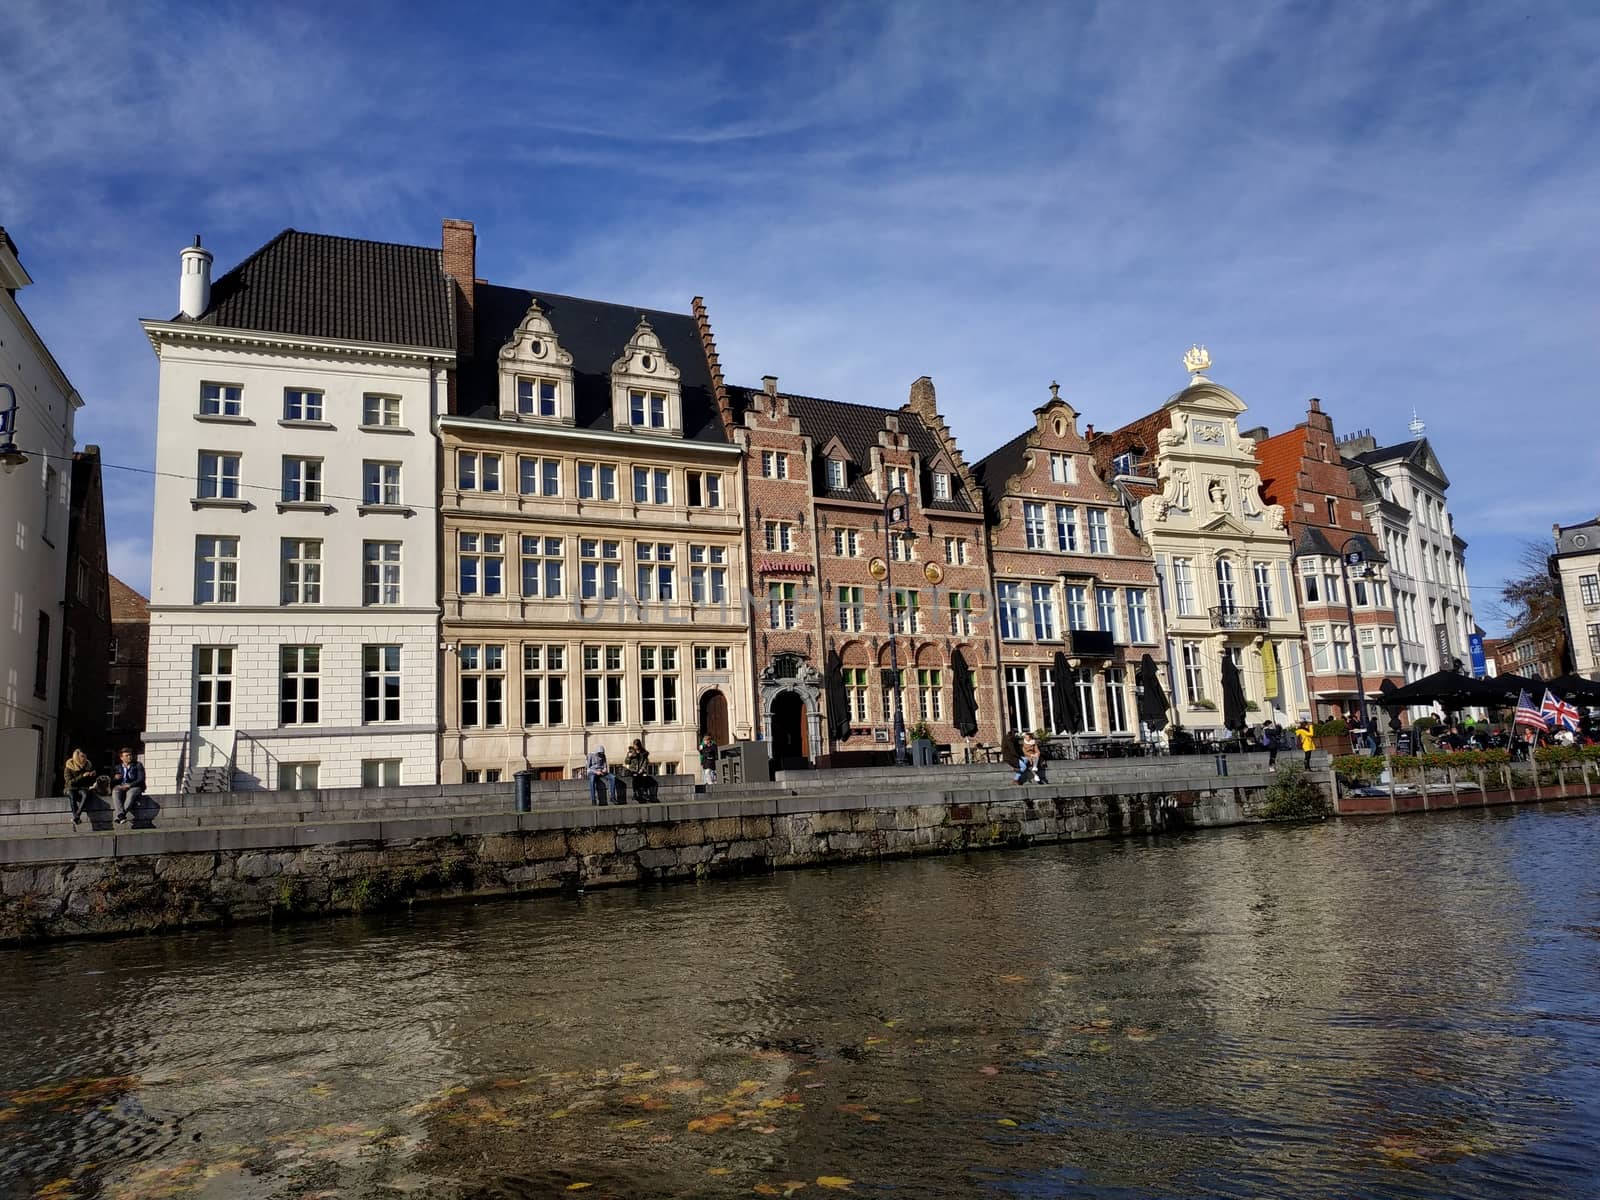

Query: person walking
left=698, top=734, right=719, bottom=787
left=586, top=744, right=617, bottom=806
left=109, top=748, right=146, bottom=825
left=64, top=748, right=96, bottom=827
left=1260, top=721, right=1280, bottom=771
left=1295, top=720, right=1316, bottom=770
left=623, top=738, right=654, bottom=804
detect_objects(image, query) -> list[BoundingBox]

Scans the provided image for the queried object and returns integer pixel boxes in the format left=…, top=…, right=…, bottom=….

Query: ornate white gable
left=610, top=317, right=683, bottom=436
left=498, top=299, right=576, bottom=424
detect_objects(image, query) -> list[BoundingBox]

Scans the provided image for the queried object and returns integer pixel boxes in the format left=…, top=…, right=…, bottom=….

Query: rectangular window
left=769, top=582, right=797, bottom=629
left=1004, top=665, right=1032, bottom=733
left=522, top=644, right=566, bottom=727
left=1253, top=561, right=1274, bottom=615
left=362, top=759, right=401, bottom=787
left=1215, top=558, right=1237, bottom=610
left=1075, top=668, right=1099, bottom=734
left=1381, top=630, right=1399, bottom=673
left=1301, top=565, right=1322, bottom=604
left=362, top=461, right=402, bottom=506
left=1064, top=584, right=1089, bottom=631
left=688, top=544, right=728, bottom=604
left=459, top=643, right=506, bottom=728
left=1332, top=626, right=1351, bottom=671
left=1096, top=587, right=1118, bottom=639
left=1048, top=453, right=1075, bottom=483
left=917, top=669, right=944, bottom=721
left=639, top=645, right=680, bottom=724
left=278, top=762, right=319, bottom=791
left=838, top=585, right=865, bottom=632
left=195, top=536, right=239, bottom=604
left=197, top=452, right=240, bottom=500
left=948, top=592, right=975, bottom=637
left=458, top=532, right=505, bottom=596
left=832, top=528, right=860, bottom=557
left=279, top=645, right=320, bottom=726
left=1030, top=583, right=1058, bottom=641
left=577, top=461, right=618, bottom=501
left=635, top=542, right=676, bottom=602
left=1172, top=558, right=1195, bottom=616
left=362, top=540, right=402, bottom=606
left=362, top=393, right=401, bottom=428
left=518, top=456, right=561, bottom=497
left=520, top=535, right=564, bottom=598
left=281, top=456, right=323, bottom=503
left=1024, top=502, right=1047, bottom=550
left=844, top=667, right=870, bottom=723
left=1352, top=578, right=1370, bottom=608
left=517, top=376, right=559, bottom=417
left=283, top=389, right=323, bottom=422
left=1087, top=508, right=1110, bottom=554
left=629, top=389, right=667, bottom=427
left=1181, top=641, right=1206, bottom=703
left=582, top=645, right=625, bottom=725
left=686, top=471, right=722, bottom=508
left=33, top=611, right=50, bottom=700
left=1588, top=624, right=1600, bottom=657
left=762, top=451, right=789, bottom=480
left=580, top=539, right=622, bottom=600
left=998, top=582, right=1026, bottom=640
left=108, top=637, right=119, bottom=666
left=1359, top=627, right=1379, bottom=673
left=826, top=459, right=846, bottom=490
left=458, top=451, right=502, bottom=493
left=1309, top=626, right=1331, bottom=673
left=765, top=522, right=794, bottom=553
left=885, top=466, right=910, bottom=495
left=633, top=466, right=671, bottom=505
left=932, top=472, right=951, bottom=501
left=1055, top=505, right=1078, bottom=552
left=195, top=646, right=233, bottom=727
left=279, top=538, right=323, bottom=605
left=943, top=536, right=968, bottom=565
left=1582, top=575, right=1600, bottom=606
left=1105, top=667, right=1129, bottom=734
left=363, top=645, right=401, bottom=723
left=892, top=589, right=921, bottom=635
left=200, top=382, right=242, bottom=416
left=1112, top=452, right=1135, bottom=478
left=889, top=530, right=914, bottom=562
left=1126, top=590, right=1150, bottom=643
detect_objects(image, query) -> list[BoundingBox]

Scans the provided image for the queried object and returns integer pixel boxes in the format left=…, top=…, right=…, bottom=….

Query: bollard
left=513, top=769, right=535, bottom=813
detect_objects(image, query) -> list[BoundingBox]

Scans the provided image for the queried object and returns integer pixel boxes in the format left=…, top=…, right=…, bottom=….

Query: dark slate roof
left=1295, top=526, right=1338, bottom=557
left=1554, top=518, right=1600, bottom=556
left=185, top=230, right=455, bottom=350
left=970, top=429, right=1032, bottom=523
left=460, top=285, right=726, bottom=443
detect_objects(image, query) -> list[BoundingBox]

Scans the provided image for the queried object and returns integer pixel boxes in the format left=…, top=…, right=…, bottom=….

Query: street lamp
left=880, top=486, right=914, bottom=766
left=0, top=383, right=28, bottom=474
left=1339, top=545, right=1372, bottom=747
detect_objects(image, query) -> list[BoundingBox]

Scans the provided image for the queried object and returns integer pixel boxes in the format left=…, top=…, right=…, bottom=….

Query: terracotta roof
left=1251, top=426, right=1306, bottom=512
left=459, top=285, right=726, bottom=443
left=1088, top=409, right=1167, bottom=484
left=109, top=575, right=148, bottom=623
left=184, top=230, right=455, bottom=350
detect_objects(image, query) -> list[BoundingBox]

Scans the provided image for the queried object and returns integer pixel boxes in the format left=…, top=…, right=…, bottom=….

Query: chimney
left=441, top=219, right=476, bottom=357
left=178, top=235, right=212, bottom=318
left=1085, top=424, right=1095, bottom=439
left=762, top=375, right=778, bottom=396
left=907, top=375, right=937, bottom=420
left=1240, top=425, right=1269, bottom=442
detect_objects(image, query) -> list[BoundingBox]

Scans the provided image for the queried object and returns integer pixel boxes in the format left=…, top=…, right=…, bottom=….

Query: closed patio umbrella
left=1051, top=651, right=1081, bottom=735
left=1220, top=651, right=1248, bottom=734
left=949, top=647, right=980, bottom=737
left=825, top=649, right=852, bottom=743
left=1377, top=677, right=1404, bottom=731
left=1136, top=653, right=1169, bottom=729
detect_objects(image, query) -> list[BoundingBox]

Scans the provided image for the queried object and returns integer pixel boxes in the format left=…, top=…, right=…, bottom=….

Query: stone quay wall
left=0, top=759, right=1307, bottom=944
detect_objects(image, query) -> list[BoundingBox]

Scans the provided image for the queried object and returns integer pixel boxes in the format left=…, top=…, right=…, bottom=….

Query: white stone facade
left=140, top=310, right=448, bottom=792
left=1551, top=519, right=1600, bottom=676
left=0, top=231, right=81, bottom=800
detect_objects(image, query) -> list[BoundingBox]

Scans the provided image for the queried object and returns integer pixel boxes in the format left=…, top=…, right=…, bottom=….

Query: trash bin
left=513, top=769, right=535, bottom=813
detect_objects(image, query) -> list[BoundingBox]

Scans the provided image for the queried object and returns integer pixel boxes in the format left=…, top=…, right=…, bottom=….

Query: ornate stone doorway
left=771, top=690, right=809, bottom=761
left=760, top=654, right=823, bottom=767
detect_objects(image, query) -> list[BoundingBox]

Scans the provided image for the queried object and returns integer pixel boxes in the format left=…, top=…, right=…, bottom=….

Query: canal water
left=4, top=804, right=1599, bottom=1199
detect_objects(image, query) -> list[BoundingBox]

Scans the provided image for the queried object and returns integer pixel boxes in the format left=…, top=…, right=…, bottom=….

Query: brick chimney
left=441, top=219, right=476, bottom=358
left=907, top=375, right=937, bottom=422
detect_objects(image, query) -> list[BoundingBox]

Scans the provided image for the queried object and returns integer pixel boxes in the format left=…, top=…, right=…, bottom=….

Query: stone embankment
left=0, top=758, right=1321, bottom=944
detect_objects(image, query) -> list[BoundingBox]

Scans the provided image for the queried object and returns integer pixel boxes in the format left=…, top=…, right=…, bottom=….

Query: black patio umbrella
left=1376, top=678, right=1404, bottom=731
left=1220, top=651, right=1248, bottom=734
left=949, top=647, right=980, bottom=737
left=1136, top=653, right=1170, bottom=728
left=1051, top=650, right=1081, bottom=735
left=1545, top=673, right=1600, bottom=706
left=1384, top=668, right=1502, bottom=712
left=825, top=649, right=852, bottom=743
left=1481, top=672, right=1542, bottom=703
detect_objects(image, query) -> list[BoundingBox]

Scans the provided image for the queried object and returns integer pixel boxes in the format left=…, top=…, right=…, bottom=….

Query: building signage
left=757, top=558, right=814, bottom=576
left=1433, top=622, right=1452, bottom=659
left=1468, top=632, right=1487, bottom=678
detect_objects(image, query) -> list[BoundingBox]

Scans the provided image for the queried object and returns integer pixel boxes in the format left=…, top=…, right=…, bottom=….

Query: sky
left=3, top=0, right=1597, bottom=631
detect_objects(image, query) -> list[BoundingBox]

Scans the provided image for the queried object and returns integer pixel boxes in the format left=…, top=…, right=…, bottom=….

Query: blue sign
left=1468, top=633, right=1487, bottom=678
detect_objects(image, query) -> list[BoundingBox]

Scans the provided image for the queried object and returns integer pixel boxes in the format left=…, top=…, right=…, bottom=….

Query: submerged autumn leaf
left=816, top=1176, right=854, bottom=1190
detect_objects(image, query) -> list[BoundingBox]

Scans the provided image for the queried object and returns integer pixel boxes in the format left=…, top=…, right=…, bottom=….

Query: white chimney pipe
left=179, top=235, right=213, bottom=319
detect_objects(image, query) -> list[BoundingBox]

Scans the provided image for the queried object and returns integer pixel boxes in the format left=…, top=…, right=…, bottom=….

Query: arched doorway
left=699, top=688, right=729, bottom=747
left=771, top=690, right=809, bottom=763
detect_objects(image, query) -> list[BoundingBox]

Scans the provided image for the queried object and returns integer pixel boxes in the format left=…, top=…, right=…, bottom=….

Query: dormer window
left=629, top=390, right=668, bottom=428
left=826, top=458, right=845, bottom=490
left=1049, top=453, right=1075, bottom=483
left=932, top=471, right=952, bottom=501
left=885, top=466, right=910, bottom=495
left=517, top=377, right=559, bottom=418
left=1112, top=452, right=1134, bottom=478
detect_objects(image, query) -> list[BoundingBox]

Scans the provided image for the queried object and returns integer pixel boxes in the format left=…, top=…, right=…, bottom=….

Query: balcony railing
left=1210, top=605, right=1269, bottom=630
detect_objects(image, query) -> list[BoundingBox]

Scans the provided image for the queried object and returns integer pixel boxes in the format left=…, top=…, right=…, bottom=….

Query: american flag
left=1514, top=689, right=1547, bottom=732
left=1541, top=688, right=1581, bottom=733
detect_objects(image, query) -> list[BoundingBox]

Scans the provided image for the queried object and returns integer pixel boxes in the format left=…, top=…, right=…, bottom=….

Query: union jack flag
left=1541, top=689, right=1581, bottom=733
left=1513, top=689, right=1547, bottom=732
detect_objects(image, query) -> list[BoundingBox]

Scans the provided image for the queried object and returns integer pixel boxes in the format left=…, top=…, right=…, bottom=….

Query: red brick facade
left=1255, top=399, right=1403, bottom=718
left=976, top=393, right=1165, bottom=740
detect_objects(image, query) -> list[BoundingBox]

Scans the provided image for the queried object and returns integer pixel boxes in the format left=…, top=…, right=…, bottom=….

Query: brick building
left=972, top=385, right=1165, bottom=741
left=108, top=575, right=150, bottom=755
left=1253, top=399, right=1404, bottom=721
left=731, top=375, right=999, bottom=766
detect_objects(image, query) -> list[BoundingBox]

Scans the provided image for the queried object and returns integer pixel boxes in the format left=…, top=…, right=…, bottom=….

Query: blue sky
left=4, top=0, right=1597, bottom=630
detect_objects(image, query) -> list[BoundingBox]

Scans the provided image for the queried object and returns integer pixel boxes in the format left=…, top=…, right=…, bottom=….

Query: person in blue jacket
left=110, top=748, right=146, bottom=825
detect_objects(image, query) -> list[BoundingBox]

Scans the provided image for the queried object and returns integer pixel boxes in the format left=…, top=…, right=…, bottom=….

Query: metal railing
left=1210, top=605, right=1269, bottom=630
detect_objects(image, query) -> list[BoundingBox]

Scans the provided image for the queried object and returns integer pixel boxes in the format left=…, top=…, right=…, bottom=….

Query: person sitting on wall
left=1013, top=731, right=1047, bottom=785
left=624, top=738, right=655, bottom=804
left=109, top=748, right=146, bottom=825
left=64, top=748, right=96, bottom=828
left=586, top=745, right=618, bottom=806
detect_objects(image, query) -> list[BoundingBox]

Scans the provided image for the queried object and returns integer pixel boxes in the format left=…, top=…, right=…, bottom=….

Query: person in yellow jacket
left=1294, top=720, right=1316, bottom=770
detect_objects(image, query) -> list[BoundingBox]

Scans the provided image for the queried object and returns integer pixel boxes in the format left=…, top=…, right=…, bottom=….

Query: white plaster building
left=1550, top=517, right=1600, bottom=677
left=140, top=233, right=453, bottom=791
left=1340, top=424, right=1476, bottom=680
left=0, top=228, right=82, bottom=800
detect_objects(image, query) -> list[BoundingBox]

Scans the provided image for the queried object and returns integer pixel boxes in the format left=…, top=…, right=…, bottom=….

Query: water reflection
left=3, top=802, right=1598, bottom=1198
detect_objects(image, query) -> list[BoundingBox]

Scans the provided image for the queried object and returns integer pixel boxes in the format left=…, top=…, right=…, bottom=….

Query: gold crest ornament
left=923, top=562, right=944, bottom=584
left=1182, top=344, right=1212, bottom=376
left=868, top=557, right=889, bottom=581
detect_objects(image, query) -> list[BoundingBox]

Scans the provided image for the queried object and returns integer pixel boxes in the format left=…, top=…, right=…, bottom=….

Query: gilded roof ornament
left=1182, top=344, right=1212, bottom=377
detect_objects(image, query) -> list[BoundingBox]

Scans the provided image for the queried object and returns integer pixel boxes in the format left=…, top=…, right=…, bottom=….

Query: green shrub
left=1412, top=716, right=1440, bottom=731
left=1261, top=763, right=1331, bottom=820
left=1190, top=698, right=1217, bottom=711
left=1332, top=755, right=1384, bottom=784
left=1313, top=717, right=1348, bottom=738
left=909, top=721, right=934, bottom=742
